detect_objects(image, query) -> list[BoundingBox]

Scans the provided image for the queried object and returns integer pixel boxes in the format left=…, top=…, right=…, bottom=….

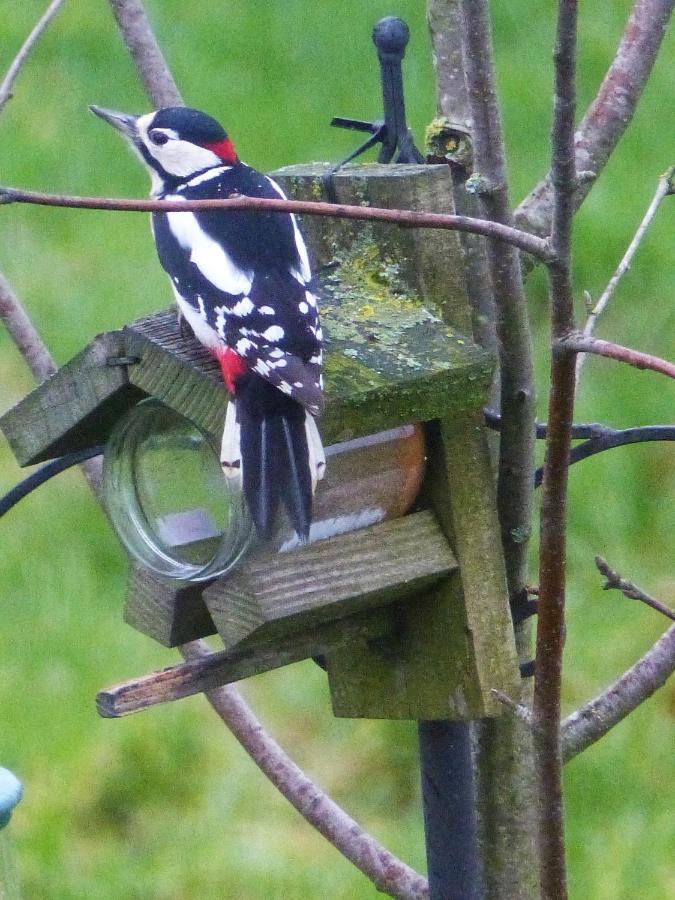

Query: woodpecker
left=91, top=105, right=325, bottom=540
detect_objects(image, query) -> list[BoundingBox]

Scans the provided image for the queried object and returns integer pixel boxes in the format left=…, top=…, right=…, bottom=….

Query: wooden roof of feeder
left=0, top=163, right=520, bottom=722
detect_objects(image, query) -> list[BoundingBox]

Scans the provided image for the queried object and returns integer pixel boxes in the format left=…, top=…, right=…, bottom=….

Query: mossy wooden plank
left=326, top=414, right=518, bottom=721
left=0, top=331, right=141, bottom=466
left=124, top=564, right=216, bottom=647
left=273, top=163, right=471, bottom=333
left=433, top=413, right=521, bottom=714
left=327, top=579, right=482, bottom=720
left=203, top=511, right=457, bottom=651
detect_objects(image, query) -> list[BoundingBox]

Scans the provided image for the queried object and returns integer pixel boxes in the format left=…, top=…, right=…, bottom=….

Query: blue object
left=0, top=769, right=22, bottom=829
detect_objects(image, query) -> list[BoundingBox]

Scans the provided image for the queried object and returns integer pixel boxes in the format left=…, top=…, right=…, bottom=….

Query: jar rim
left=103, top=398, right=254, bottom=582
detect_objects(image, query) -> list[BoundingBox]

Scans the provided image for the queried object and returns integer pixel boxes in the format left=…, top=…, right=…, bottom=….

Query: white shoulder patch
left=166, top=209, right=253, bottom=296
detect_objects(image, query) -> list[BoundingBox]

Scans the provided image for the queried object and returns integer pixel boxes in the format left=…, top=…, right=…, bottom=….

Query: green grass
left=1, top=1, right=674, bottom=896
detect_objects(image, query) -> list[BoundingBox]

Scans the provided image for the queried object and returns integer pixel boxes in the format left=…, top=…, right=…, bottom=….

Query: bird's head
left=90, top=105, right=238, bottom=191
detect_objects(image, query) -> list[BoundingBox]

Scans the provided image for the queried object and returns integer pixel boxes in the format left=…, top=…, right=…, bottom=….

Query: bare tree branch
left=516, top=0, right=674, bottom=240
left=0, top=0, right=66, bottom=112
left=562, top=332, right=675, bottom=379
left=108, top=0, right=182, bottom=108
left=427, top=1, right=500, bottom=376
left=533, top=1, right=578, bottom=896
left=461, top=0, right=537, bottom=600
left=0, top=186, right=554, bottom=260
left=576, top=165, right=674, bottom=382
left=180, top=641, right=429, bottom=900
left=427, top=0, right=471, bottom=133
left=595, top=557, right=675, bottom=621
left=490, top=690, right=533, bottom=727
left=0, top=271, right=56, bottom=382
left=459, top=4, right=539, bottom=897
left=562, top=623, right=675, bottom=762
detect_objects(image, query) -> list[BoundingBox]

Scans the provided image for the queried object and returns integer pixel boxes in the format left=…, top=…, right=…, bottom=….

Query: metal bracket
left=328, top=17, right=423, bottom=180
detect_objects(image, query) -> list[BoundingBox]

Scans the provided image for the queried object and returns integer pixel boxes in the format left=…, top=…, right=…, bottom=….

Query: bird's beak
left=89, top=105, right=139, bottom=140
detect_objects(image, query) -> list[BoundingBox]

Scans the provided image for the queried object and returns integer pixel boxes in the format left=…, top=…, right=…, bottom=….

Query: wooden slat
left=203, top=510, right=457, bottom=651
left=97, top=608, right=393, bottom=717
left=124, top=565, right=216, bottom=647
left=0, top=331, right=140, bottom=465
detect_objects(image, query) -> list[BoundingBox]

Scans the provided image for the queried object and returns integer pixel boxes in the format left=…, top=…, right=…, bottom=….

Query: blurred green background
left=0, top=1, right=673, bottom=897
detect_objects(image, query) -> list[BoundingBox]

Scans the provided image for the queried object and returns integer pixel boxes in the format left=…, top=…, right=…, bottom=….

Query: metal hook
left=327, top=16, right=423, bottom=186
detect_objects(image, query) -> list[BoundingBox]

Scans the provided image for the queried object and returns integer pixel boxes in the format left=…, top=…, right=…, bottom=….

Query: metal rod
left=418, top=720, right=481, bottom=899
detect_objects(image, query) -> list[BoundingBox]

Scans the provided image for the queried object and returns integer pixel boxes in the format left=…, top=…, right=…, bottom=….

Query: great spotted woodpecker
left=91, top=105, right=325, bottom=541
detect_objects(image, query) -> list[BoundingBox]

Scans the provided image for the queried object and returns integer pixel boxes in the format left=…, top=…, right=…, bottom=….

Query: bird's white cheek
left=150, top=140, right=221, bottom=177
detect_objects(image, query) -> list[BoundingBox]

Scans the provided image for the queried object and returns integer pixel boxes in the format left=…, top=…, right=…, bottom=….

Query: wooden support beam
left=97, top=608, right=394, bottom=717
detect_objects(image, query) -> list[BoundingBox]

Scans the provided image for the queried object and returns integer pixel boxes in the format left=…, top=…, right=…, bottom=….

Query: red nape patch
left=203, top=138, right=238, bottom=164
left=216, top=347, right=248, bottom=393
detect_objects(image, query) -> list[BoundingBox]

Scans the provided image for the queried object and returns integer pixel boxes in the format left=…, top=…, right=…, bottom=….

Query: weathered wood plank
left=325, top=413, right=519, bottom=721
left=124, top=564, right=216, bottom=647
left=0, top=331, right=142, bottom=465
left=97, top=608, right=393, bottom=717
left=273, top=163, right=471, bottom=333
left=203, top=510, right=457, bottom=651
left=435, top=412, right=521, bottom=714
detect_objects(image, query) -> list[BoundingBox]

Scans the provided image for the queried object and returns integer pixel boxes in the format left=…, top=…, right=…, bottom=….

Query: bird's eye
left=149, top=129, right=169, bottom=146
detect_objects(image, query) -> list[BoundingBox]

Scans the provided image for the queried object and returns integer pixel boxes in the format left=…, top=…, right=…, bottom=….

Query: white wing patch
left=166, top=204, right=253, bottom=295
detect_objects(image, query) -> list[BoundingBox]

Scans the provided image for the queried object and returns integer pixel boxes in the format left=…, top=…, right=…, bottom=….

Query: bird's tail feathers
left=220, top=400, right=242, bottom=485
left=305, top=412, right=326, bottom=493
left=221, top=389, right=324, bottom=541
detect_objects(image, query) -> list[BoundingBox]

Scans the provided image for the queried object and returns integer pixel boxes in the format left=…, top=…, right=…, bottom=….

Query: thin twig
left=595, top=557, right=675, bottom=621
left=0, top=0, right=66, bottom=112
left=180, top=641, right=429, bottom=900
left=490, top=690, right=534, bottom=728
left=576, top=165, right=674, bottom=383
left=533, top=1, right=578, bottom=896
left=460, top=4, right=539, bottom=896
left=562, top=333, right=675, bottom=380
left=562, top=623, right=675, bottom=763
left=0, top=271, right=56, bottom=382
left=108, top=0, right=183, bottom=108
left=0, top=186, right=554, bottom=261
left=515, top=0, right=674, bottom=243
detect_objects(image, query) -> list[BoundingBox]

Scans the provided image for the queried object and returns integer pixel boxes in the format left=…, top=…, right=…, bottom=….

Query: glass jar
left=103, top=399, right=426, bottom=581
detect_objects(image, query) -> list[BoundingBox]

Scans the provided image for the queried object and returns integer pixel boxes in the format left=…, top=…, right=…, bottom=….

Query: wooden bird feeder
left=0, top=163, right=519, bottom=720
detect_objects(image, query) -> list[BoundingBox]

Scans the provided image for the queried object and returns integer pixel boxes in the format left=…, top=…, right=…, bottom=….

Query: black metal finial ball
left=372, top=17, right=410, bottom=58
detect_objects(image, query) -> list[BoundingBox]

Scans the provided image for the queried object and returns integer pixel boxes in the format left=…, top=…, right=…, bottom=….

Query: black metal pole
left=418, top=720, right=481, bottom=899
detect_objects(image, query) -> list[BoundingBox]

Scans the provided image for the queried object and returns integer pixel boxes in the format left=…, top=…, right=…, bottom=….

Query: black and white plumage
left=91, top=105, right=325, bottom=539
